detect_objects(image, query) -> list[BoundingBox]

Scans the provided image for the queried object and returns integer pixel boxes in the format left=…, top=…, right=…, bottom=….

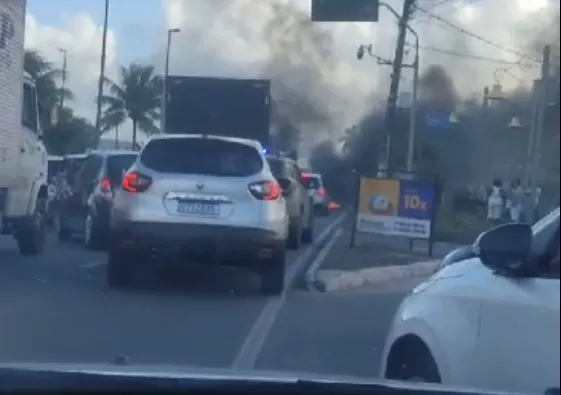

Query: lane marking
left=79, top=260, right=106, bottom=269
left=232, top=211, right=348, bottom=370
left=304, top=227, right=342, bottom=290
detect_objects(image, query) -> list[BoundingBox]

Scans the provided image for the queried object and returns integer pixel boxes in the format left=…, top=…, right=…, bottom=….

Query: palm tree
left=100, top=63, right=162, bottom=149
left=24, top=50, right=74, bottom=128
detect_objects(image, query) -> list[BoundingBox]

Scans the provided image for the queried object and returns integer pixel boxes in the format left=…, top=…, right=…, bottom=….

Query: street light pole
left=94, top=0, right=109, bottom=146
left=57, top=48, right=67, bottom=111
left=161, top=28, right=180, bottom=134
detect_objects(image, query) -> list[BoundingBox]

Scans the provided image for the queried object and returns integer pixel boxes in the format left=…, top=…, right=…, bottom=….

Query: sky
left=23, top=0, right=559, bottom=144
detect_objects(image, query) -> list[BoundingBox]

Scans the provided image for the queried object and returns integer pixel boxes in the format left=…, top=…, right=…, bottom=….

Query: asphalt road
left=0, top=215, right=420, bottom=379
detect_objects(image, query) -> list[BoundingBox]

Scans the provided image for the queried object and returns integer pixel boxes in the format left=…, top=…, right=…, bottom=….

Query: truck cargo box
left=165, top=76, right=271, bottom=147
left=0, top=0, right=25, bottom=187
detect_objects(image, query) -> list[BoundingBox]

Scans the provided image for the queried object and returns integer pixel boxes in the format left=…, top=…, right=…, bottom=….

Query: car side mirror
left=474, top=223, right=532, bottom=275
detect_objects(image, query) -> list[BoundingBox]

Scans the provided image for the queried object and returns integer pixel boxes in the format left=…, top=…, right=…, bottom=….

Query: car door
left=471, top=209, right=560, bottom=394
left=290, top=163, right=310, bottom=222
left=69, top=155, right=103, bottom=231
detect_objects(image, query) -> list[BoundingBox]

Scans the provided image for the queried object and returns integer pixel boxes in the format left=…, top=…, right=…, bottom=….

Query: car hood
left=0, top=362, right=529, bottom=394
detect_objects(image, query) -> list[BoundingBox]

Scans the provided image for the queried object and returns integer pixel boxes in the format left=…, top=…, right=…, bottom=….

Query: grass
left=433, top=207, right=496, bottom=244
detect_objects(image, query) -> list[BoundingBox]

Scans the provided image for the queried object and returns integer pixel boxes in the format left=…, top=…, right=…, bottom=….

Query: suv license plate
left=177, top=202, right=220, bottom=216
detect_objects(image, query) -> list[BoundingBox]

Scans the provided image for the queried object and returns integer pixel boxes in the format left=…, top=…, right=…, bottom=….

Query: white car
left=380, top=207, right=560, bottom=395
left=109, top=134, right=289, bottom=294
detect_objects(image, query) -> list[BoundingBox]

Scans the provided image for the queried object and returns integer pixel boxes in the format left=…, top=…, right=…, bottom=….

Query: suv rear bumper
left=109, top=222, right=285, bottom=266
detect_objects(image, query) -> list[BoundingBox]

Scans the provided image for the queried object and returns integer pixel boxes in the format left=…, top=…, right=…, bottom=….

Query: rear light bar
left=122, top=172, right=152, bottom=193
left=248, top=180, right=281, bottom=201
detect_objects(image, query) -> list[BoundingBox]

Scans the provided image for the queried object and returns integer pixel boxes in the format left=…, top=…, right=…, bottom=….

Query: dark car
left=265, top=154, right=314, bottom=250
left=58, top=150, right=138, bottom=249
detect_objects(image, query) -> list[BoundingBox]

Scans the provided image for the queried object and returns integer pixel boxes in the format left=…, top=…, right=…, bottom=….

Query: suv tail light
left=249, top=180, right=281, bottom=201
left=122, top=172, right=152, bottom=193
left=318, top=187, right=327, bottom=197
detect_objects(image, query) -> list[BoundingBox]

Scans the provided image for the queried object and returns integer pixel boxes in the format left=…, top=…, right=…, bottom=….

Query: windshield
left=6, top=1, right=560, bottom=394
left=107, top=154, right=137, bottom=184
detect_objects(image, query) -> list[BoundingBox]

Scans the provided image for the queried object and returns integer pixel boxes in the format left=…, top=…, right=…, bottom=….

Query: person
left=487, top=178, right=505, bottom=222
left=509, top=178, right=524, bottom=223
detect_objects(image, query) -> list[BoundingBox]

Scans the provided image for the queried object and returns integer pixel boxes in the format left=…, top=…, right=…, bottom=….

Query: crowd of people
left=487, top=177, right=540, bottom=224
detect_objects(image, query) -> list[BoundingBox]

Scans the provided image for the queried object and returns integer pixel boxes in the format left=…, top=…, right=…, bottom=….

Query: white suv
left=108, top=134, right=289, bottom=294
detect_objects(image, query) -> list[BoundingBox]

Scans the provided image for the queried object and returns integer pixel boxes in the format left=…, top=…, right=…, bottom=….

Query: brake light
left=100, top=178, right=112, bottom=192
left=248, top=180, right=281, bottom=201
left=122, top=172, right=152, bottom=193
left=318, top=187, right=327, bottom=197
left=97, top=177, right=113, bottom=200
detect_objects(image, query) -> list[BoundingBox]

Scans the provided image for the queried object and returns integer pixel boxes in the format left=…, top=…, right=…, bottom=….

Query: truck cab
left=0, top=74, right=48, bottom=255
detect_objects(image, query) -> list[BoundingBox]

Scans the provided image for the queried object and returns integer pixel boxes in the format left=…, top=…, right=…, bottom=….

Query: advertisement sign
left=356, top=178, right=435, bottom=239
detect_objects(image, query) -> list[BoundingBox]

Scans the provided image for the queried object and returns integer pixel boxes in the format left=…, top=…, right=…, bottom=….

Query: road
left=0, top=214, right=420, bottom=379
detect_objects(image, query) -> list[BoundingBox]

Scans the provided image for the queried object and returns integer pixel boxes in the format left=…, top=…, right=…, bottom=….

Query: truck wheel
left=17, top=197, right=47, bottom=256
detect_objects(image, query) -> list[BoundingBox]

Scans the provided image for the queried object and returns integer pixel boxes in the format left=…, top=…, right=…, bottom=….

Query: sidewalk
left=307, top=223, right=464, bottom=292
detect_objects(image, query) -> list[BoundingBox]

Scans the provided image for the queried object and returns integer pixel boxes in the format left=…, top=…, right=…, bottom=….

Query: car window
left=291, top=164, right=302, bottom=182
left=266, top=158, right=285, bottom=178
left=141, top=138, right=262, bottom=177
left=47, top=160, right=62, bottom=181
left=302, top=175, right=321, bottom=190
left=80, top=155, right=103, bottom=184
left=107, top=154, right=137, bottom=184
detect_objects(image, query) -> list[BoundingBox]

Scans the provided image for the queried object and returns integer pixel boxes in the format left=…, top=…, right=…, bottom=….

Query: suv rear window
left=141, top=138, right=263, bottom=177
left=107, top=154, right=137, bottom=183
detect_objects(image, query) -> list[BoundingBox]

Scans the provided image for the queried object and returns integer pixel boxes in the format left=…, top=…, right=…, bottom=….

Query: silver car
left=302, top=172, right=329, bottom=216
left=108, top=134, right=289, bottom=294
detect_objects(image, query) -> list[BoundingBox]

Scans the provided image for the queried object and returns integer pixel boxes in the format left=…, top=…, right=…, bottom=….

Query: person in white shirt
left=509, top=178, right=524, bottom=223
left=487, top=178, right=505, bottom=222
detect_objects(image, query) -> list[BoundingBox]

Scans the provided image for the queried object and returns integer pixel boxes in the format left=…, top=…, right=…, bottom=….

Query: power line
left=414, top=5, right=541, bottom=63
left=406, top=42, right=537, bottom=67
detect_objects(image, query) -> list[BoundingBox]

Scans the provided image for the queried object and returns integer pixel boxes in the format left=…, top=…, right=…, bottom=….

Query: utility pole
left=383, top=0, right=416, bottom=177
left=527, top=45, right=551, bottom=211
left=94, top=0, right=109, bottom=145
left=161, top=28, right=180, bottom=134
left=58, top=48, right=67, bottom=112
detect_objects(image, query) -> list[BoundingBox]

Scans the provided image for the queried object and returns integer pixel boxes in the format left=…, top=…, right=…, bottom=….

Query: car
left=57, top=150, right=138, bottom=249
left=380, top=207, right=560, bottom=395
left=302, top=172, right=329, bottom=216
left=265, top=154, right=314, bottom=249
left=108, top=135, right=289, bottom=294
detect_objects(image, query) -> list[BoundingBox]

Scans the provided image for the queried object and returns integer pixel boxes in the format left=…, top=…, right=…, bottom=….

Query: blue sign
left=425, top=110, right=450, bottom=128
left=397, top=179, right=435, bottom=221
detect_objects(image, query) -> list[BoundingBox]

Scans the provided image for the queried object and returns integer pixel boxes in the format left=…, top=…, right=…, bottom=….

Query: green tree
left=101, top=63, right=162, bottom=149
left=23, top=50, right=74, bottom=129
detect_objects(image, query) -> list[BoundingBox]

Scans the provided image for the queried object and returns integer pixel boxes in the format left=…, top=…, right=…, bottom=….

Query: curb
left=313, top=260, right=441, bottom=292
left=289, top=210, right=349, bottom=290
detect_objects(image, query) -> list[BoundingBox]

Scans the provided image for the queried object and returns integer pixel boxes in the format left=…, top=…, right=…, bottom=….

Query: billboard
left=356, top=178, right=435, bottom=239
left=311, top=0, right=379, bottom=22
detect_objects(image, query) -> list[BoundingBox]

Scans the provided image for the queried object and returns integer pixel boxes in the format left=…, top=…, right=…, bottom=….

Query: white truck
left=0, top=0, right=49, bottom=255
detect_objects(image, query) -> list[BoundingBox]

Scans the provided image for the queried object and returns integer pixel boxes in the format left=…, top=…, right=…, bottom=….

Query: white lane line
left=304, top=227, right=342, bottom=289
left=79, top=259, right=106, bottom=269
left=232, top=211, right=348, bottom=370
